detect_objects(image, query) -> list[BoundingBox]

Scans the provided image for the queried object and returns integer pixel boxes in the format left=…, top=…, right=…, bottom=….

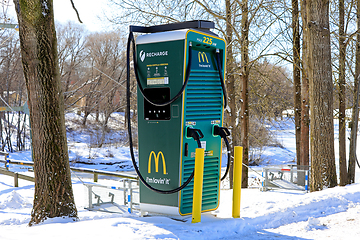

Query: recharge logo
left=148, top=151, right=167, bottom=174
left=139, top=50, right=146, bottom=62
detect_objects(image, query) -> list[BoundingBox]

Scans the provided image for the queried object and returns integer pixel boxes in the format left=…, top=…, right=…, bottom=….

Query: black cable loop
left=130, top=32, right=193, bottom=107
left=127, top=30, right=229, bottom=192
left=127, top=31, right=197, bottom=194
left=221, top=137, right=231, bottom=181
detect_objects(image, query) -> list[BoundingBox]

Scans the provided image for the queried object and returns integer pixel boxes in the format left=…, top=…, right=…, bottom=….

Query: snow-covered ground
left=0, top=114, right=360, bottom=239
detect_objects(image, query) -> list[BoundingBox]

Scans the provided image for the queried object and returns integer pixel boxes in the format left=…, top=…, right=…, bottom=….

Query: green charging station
left=129, top=21, right=226, bottom=216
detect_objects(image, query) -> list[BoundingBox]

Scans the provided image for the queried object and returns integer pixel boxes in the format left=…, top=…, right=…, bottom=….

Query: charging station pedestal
left=134, top=21, right=226, bottom=216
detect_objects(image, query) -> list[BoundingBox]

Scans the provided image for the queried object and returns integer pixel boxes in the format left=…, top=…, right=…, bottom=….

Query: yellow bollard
left=191, top=148, right=205, bottom=223
left=232, top=146, right=243, bottom=218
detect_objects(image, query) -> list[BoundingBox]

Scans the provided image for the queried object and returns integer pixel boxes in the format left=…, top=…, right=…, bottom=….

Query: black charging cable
left=215, top=49, right=228, bottom=109
left=128, top=32, right=192, bottom=107
left=213, top=125, right=231, bottom=181
left=126, top=26, right=228, bottom=193
left=127, top=30, right=204, bottom=194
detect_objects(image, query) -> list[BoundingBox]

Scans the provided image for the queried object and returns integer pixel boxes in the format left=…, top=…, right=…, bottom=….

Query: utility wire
left=0, top=95, right=14, bottom=110
left=241, top=161, right=264, bottom=179
left=0, top=95, right=31, bottom=129
left=0, top=30, right=17, bottom=47
left=92, top=66, right=136, bottom=95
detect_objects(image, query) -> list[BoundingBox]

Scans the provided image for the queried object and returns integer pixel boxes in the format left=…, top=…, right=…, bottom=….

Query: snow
left=0, top=114, right=360, bottom=239
left=1, top=178, right=359, bottom=239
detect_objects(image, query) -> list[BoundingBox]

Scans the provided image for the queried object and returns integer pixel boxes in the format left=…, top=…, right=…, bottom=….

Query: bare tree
left=307, top=0, right=337, bottom=191
left=240, top=0, right=250, bottom=188
left=348, top=0, right=360, bottom=184
left=56, top=21, right=88, bottom=109
left=13, top=0, right=77, bottom=225
left=338, top=0, right=347, bottom=186
left=300, top=0, right=310, bottom=175
left=0, top=29, right=27, bottom=151
left=248, top=61, right=293, bottom=161
left=249, top=61, right=293, bottom=121
left=108, top=0, right=205, bottom=25
left=292, top=0, right=301, bottom=165
left=224, top=0, right=237, bottom=188
left=80, top=32, right=127, bottom=146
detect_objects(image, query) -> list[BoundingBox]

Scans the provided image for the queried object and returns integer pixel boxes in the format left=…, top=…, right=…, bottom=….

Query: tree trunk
left=13, top=0, right=78, bottom=225
left=292, top=0, right=301, bottom=166
left=307, top=0, right=337, bottom=191
left=240, top=0, right=249, bottom=188
left=349, top=76, right=360, bottom=185
left=338, top=0, right=347, bottom=186
left=348, top=0, right=360, bottom=184
left=300, top=0, right=310, bottom=171
left=225, top=0, right=236, bottom=189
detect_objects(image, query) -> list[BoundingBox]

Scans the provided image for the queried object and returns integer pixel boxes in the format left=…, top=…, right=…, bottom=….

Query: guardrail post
left=191, top=148, right=205, bottom=223
left=6, top=158, right=9, bottom=170
left=14, top=173, right=18, bottom=187
left=305, top=170, right=309, bottom=193
left=88, top=185, right=93, bottom=209
left=94, top=173, right=98, bottom=182
left=232, top=146, right=243, bottom=218
left=128, top=188, right=133, bottom=213
left=124, top=180, right=128, bottom=205
left=264, top=168, right=268, bottom=191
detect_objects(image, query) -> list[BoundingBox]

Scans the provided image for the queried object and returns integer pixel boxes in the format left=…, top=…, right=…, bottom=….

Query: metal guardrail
left=0, top=167, right=35, bottom=187
left=85, top=179, right=139, bottom=214
left=0, top=155, right=138, bottom=187
left=0, top=153, right=140, bottom=214
left=70, top=166, right=138, bottom=181
left=261, top=165, right=310, bottom=192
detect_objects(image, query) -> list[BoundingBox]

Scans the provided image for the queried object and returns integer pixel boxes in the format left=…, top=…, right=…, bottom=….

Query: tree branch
left=70, top=0, right=83, bottom=23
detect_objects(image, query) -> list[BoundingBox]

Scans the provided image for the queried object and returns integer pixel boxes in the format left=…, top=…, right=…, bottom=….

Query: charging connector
left=213, top=125, right=230, bottom=138
left=186, top=127, right=204, bottom=149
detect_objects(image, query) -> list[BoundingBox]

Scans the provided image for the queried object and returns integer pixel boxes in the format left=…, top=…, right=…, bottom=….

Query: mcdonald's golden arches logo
left=198, top=52, right=209, bottom=63
left=148, top=151, right=167, bottom=174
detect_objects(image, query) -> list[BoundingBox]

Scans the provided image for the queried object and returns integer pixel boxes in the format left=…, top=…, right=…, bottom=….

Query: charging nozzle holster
left=186, top=127, right=204, bottom=142
left=213, top=125, right=230, bottom=139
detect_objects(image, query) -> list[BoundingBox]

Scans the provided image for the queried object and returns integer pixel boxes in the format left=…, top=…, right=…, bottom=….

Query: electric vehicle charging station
left=127, top=21, right=229, bottom=216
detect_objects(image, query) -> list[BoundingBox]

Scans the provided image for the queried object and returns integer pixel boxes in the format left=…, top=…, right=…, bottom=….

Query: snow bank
left=0, top=175, right=359, bottom=239
left=0, top=190, right=32, bottom=210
